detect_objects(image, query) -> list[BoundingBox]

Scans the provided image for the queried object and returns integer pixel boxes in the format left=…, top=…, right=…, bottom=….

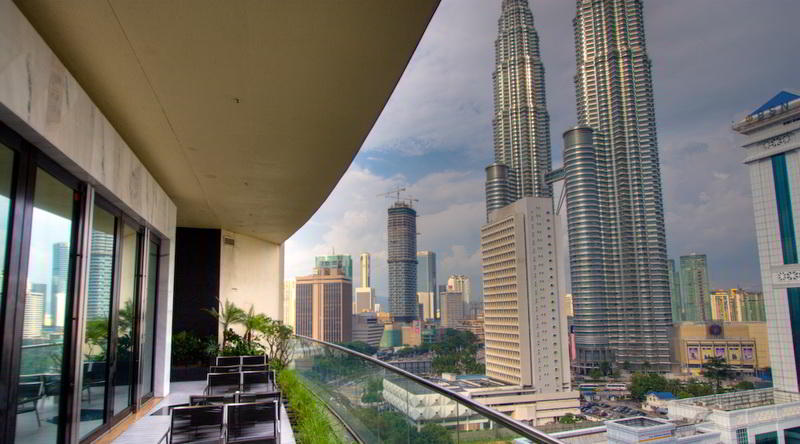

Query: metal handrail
left=293, top=334, right=564, bottom=444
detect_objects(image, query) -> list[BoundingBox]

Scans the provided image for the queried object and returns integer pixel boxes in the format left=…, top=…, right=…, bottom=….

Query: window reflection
left=0, top=143, right=13, bottom=307
left=113, top=224, right=138, bottom=415
left=78, top=205, right=116, bottom=438
left=141, top=240, right=159, bottom=398
left=16, top=168, right=76, bottom=443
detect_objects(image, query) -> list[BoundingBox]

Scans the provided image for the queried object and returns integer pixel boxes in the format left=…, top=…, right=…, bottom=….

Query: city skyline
left=285, top=0, right=800, bottom=307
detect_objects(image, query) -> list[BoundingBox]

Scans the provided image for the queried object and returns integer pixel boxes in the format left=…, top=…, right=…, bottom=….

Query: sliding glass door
left=112, top=223, right=140, bottom=416
left=15, top=167, right=80, bottom=444
left=139, top=239, right=159, bottom=400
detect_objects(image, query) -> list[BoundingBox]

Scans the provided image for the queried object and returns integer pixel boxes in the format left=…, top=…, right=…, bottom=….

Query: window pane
left=113, top=224, right=138, bottom=415
left=140, top=240, right=159, bottom=397
left=0, top=143, right=13, bottom=306
left=78, top=205, right=116, bottom=438
left=16, top=168, right=76, bottom=443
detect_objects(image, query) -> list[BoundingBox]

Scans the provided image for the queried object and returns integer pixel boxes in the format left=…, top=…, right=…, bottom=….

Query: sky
left=285, top=0, right=800, bottom=308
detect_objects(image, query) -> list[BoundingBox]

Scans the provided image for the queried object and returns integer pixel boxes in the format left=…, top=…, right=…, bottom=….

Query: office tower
left=50, top=241, right=70, bottom=326
left=283, top=280, right=296, bottom=330
left=734, top=90, right=800, bottom=392
left=440, top=291, right=464, bottom=329
left=416, top=251, right=437, bottom=320
left=567, top=0, right=671, bottom=373
left=23, top=283, right=46, bottom=339
left=668, top=259, right=683, bottom=323
left=486, top=0, right=552, bottom=214
left=315, top=254, right=353, bottom=280
left=447, top=275, right=471, bottom=306
left=352, top=312, right=384, bottom=348
left=680, top=254, right=711, bottom=322
left=295, top=269, right=352, bottom=343
left=87, top=229, right=115, bottom=321
left=359, top=253, right=371, bottom=288
left=387, top=201, right=417, bottom=323
left=354, top=287, right=375, bottom=313
left=563, top=293, right=574, bottom=318
left=481, top=197, right=570, bottom=391
left=711, top=289, right=767, bottom=323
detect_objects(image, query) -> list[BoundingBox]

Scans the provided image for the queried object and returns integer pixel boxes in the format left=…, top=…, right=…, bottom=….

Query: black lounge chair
left=17, top=381, right=44, bottom=427
left=236, top=392, right=281, bottom=419
left=241, top=371, right=273, bottom=393
left=189, top=394, right=235, bottom=406
left=240, top=364, right=269, bottom=372
left=209, top=365, right=240, bottom=374
left=206, top=372, right=241, bottom=395
left=216, top=356, right=241, bottom=366
left=168, top=405, right=225, bottom=444
left=241, top=355, right=267, bottom=366
left=226, top=401, right=279, bottom=443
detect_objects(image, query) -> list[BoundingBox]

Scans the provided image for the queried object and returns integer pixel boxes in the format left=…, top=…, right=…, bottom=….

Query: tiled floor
left=112, top=380, right=295, bottom=444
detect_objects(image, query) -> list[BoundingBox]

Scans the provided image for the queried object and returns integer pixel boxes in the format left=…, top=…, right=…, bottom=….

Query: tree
left=589, top=368, right=605, bottom=380
left=642, top=361, right=652, bottom=373
left=629, top=372, right=669, bottom=401
left=203, top=298, right=245, bottom=349
left=417, top=424, right=453, bottom=444
left=735, top=381, right=755, bottom=391
left=600, top=361, right=613, bottom=376
left=258, top=319, right=294, bottom=370
left=702, top=356, right=734, bottom=393
left=238, top=305, right=269, bottom=348
left=431, top=329, right=482, bottom=375
left=559, top=413, right=580, bottom=424
left=339, top=341, right=378, bottom=356
left=622, top=361, right=632, bottom=372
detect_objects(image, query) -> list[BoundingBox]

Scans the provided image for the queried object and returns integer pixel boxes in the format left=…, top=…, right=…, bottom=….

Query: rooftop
left=750, top=90, right=800, bottom=116
left=671, top=388, right=800, bottom=412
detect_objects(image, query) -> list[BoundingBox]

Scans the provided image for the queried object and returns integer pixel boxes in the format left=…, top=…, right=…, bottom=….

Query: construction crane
left=377, top=186, right=418, bottom=208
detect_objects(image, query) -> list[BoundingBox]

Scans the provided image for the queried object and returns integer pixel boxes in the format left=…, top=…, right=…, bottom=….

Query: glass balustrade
left=288, top=335, right=562, bottom=444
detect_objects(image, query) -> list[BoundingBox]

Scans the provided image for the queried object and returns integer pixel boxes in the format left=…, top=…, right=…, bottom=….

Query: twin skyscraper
left=482, top=0, right=671, bottom=387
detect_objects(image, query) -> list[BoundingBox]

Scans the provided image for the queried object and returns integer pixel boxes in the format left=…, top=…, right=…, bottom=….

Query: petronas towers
left=484, top=0, right=671, bottom=375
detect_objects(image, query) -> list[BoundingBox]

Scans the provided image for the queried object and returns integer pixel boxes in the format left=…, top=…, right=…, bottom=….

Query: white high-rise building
left=481, top=197, right=570, bottom=392
left=23, top=283, right=46, bottom=339
left=360, top=252, right=371, bottom=288
left=447, top=275, right=471, bottom=306
left=417, top=251, right=437, bottom=320
left=355, top=252, right=376, bottom=313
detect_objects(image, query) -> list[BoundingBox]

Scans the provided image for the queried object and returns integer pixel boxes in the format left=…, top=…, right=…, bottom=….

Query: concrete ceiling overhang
left=15, top=0, right=439, bottom=244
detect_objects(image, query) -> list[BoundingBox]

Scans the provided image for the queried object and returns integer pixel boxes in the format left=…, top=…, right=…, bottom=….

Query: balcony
left=110, top=335, right=562, bottom=443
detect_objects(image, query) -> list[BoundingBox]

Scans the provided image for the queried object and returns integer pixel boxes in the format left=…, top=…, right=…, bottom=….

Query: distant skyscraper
left=734, top=90, right=800, bottom=392
left=710, top=289, right=766, bottom=323
left=447, top=275, right=471, bottom=306
left=567, top=0, right=671, bottom=373
left=668, top=259, right=682, bottom=322
left=295, top=270, right=352, bottom=343
left=50, top=242, right=70, bottom=326
left=87, top=228, right=115, bottom=320
left=486, top=0, right=552, bottom=213
left=416, top=251, right=436, bottom=320
left=23, top=283, right=46, bottom=339
left=387, top=201, right=417, bottom=323
left=359, top=253, right=371, bottom=288
left=440, top=291, right=464, bottom=329
left=680, top=254, right=711, bottom=322
left=354, top=287, right=375, bottom=314
left=315, top=254, right=353, bottom=280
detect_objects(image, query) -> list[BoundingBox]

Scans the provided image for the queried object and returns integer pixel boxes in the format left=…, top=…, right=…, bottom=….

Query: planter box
left=170, top=365, right=209, bottom=382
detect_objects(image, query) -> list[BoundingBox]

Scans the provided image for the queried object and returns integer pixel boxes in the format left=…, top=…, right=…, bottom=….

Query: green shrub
left=278, top=369, right=343, bottom=444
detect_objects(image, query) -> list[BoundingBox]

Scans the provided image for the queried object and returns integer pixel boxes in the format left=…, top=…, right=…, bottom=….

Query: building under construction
left=387, top=200, right=418, bottom=323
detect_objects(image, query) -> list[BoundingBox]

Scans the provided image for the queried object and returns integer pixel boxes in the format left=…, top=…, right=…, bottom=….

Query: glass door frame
left=136, top=233, right=160, bottom=406
left=0, top=125, right=85, bottom=444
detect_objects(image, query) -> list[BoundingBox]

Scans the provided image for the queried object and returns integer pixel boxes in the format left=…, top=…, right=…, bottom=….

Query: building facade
left=314, top=254, right=353, bottom=280
left=668, top=259, right=683, bottom=323
left=447, top=274, right=471, bottom=306
left=481, top=197, right=570, bottom=391
left=295, top=270, right=353, bottom=343
left=351, top=312, right=383, bottom=348
left=416, top=250, right=437, bottom=320
left=711, top=289, right=767, bottom=323
left=487, top=0, right=552, bottom=212
left=672, top=321, right=769, bottom=376
left=388, top=201, right=418, bottom=323
left=354, top=287, right=375, bottom=314
left=567, top=0, right=671, bottom=372
left=734, top=90, right=800, bottom=393
left=440, top=291, right=465, bottom=329
left=680, top=254, right=711, bottom=322
left=359, top=252, right=371, bottom=288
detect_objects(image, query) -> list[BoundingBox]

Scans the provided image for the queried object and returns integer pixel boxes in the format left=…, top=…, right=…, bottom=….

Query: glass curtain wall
left=77, top=205, right=116, bottom=439
left=15, top=168, right=79, bottom=444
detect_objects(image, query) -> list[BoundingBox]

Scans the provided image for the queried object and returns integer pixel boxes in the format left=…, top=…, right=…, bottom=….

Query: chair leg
left=34, top=402, right=41, bottom=427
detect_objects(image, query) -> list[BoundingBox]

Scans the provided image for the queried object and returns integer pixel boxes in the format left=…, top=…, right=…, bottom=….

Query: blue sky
left=286, top=0, right=800, bottom=307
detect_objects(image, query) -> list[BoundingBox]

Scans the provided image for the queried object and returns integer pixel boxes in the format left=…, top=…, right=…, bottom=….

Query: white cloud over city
left=286, top=0, right=800, bottom=304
